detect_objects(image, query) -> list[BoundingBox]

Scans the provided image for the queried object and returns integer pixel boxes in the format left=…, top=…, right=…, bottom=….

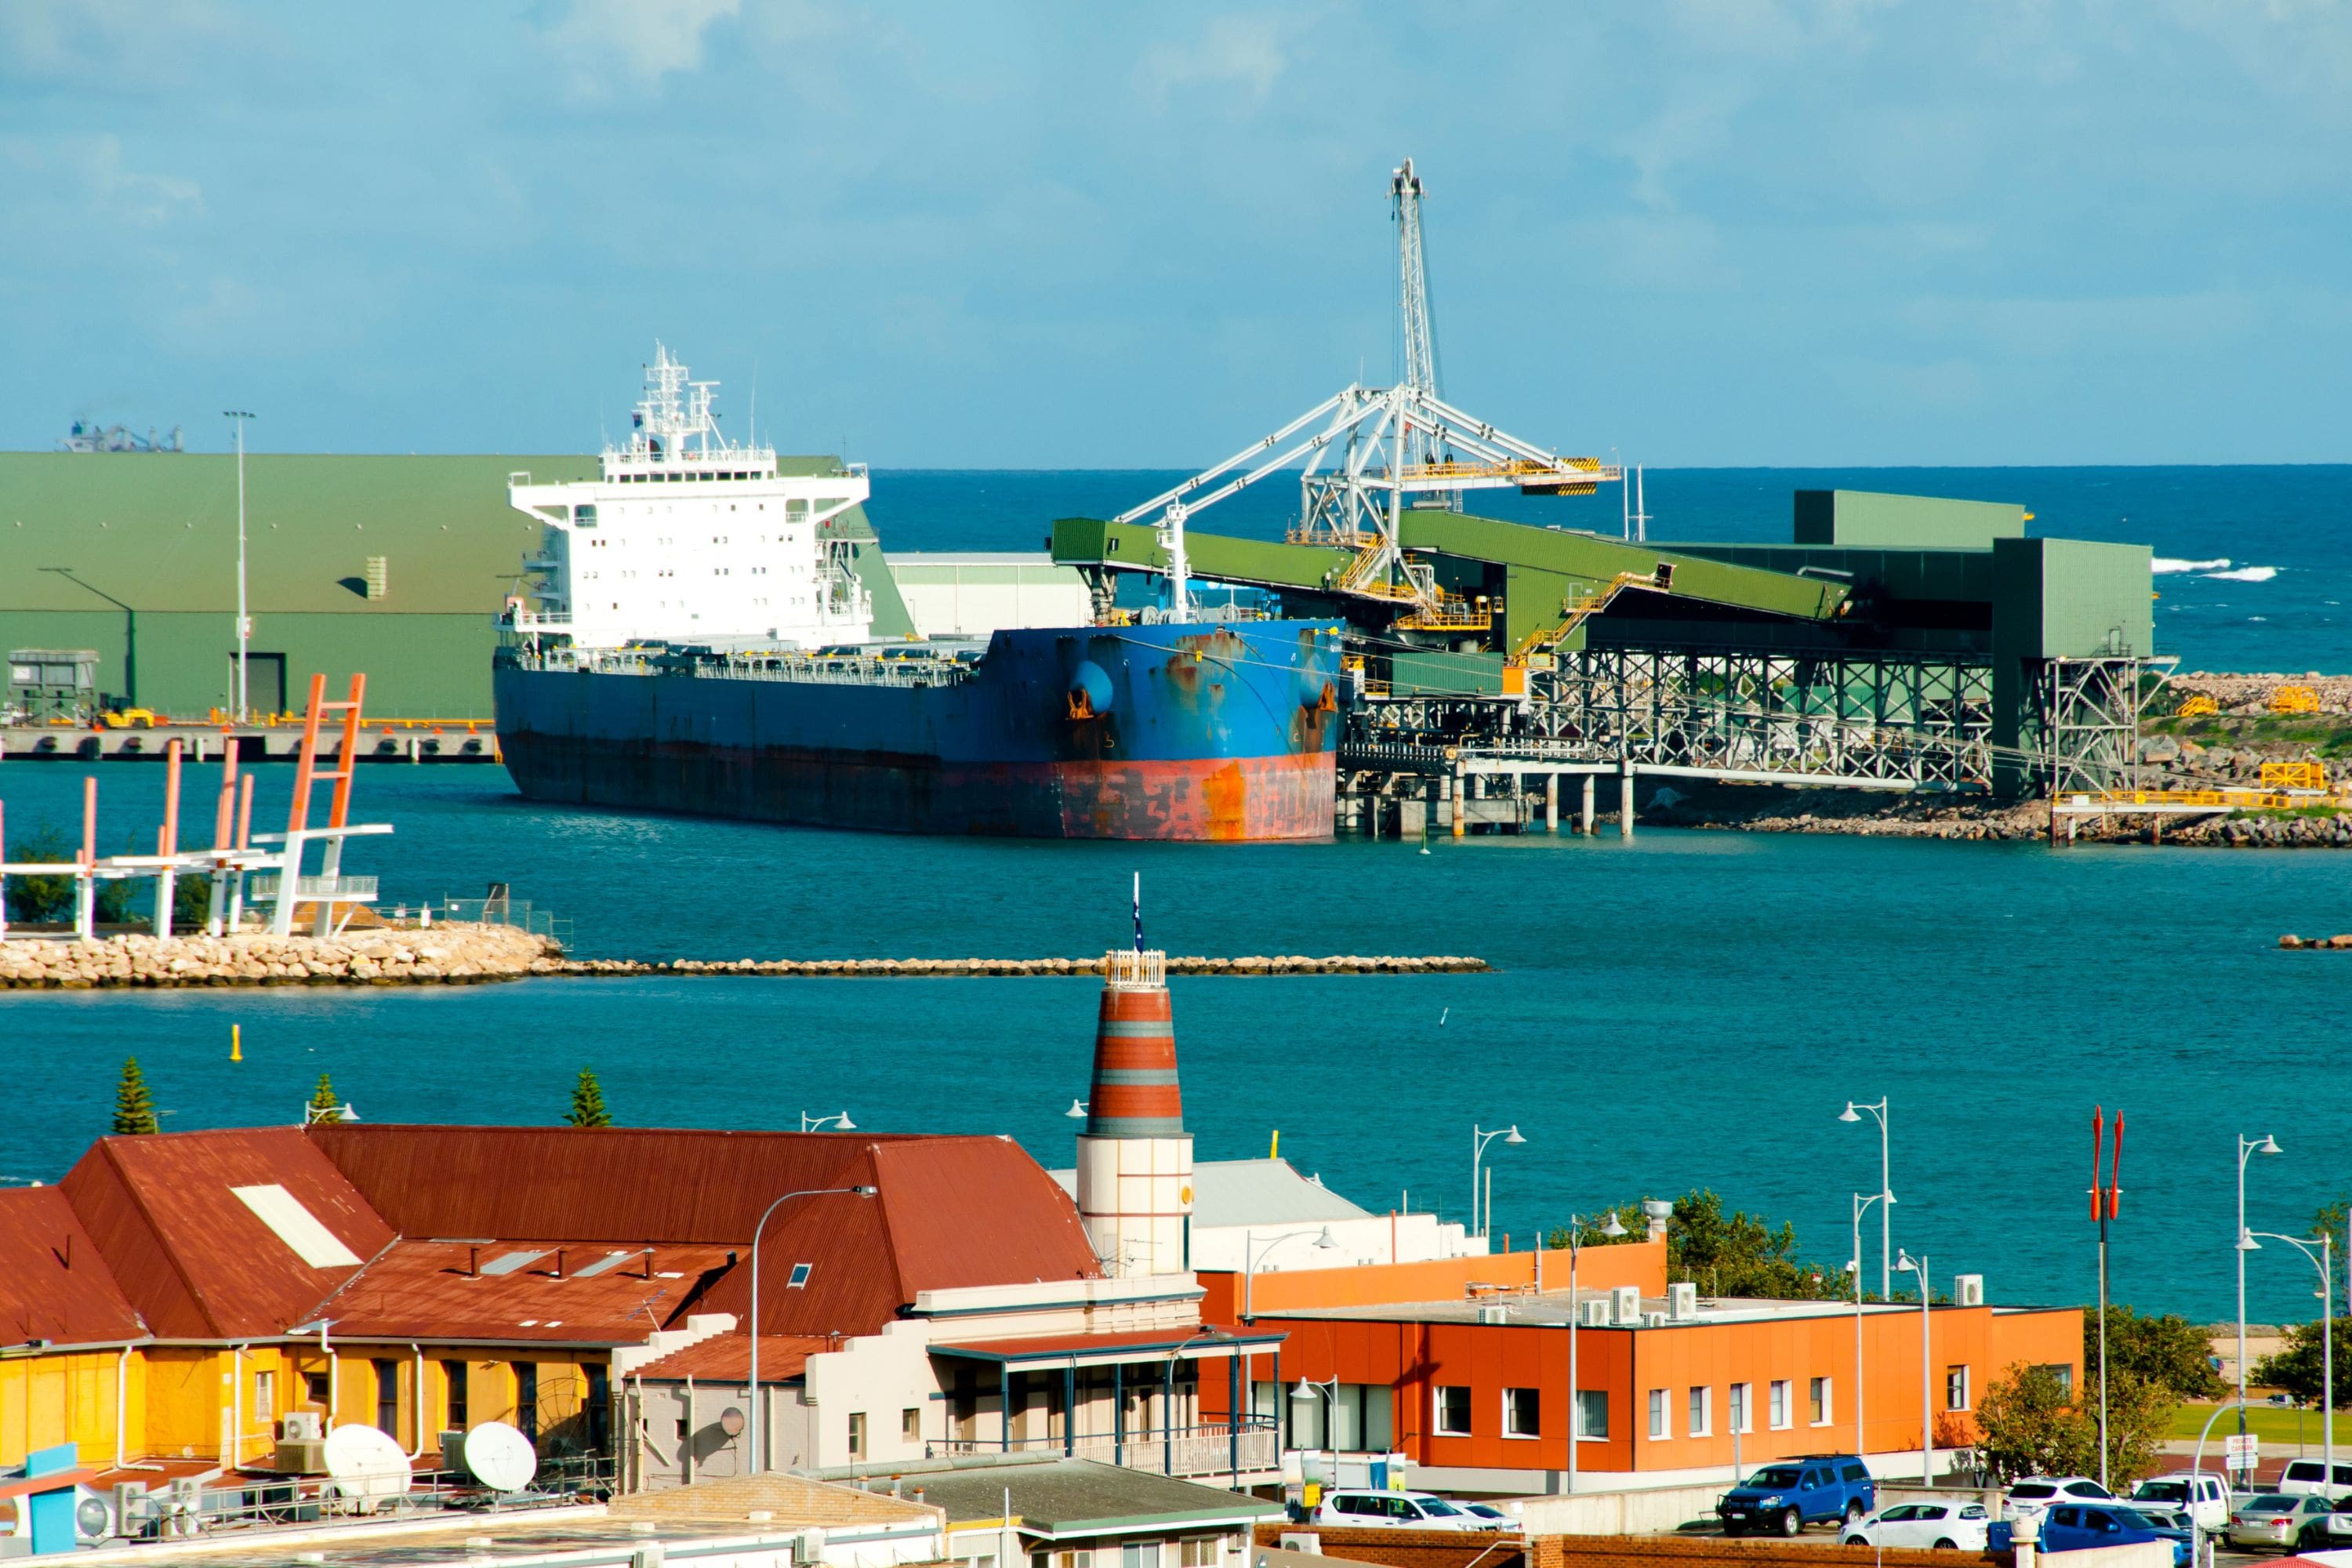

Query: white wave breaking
left=2154, top=557, right=2231, bottom=574
left=2204, top=565, right=2278, bottom=583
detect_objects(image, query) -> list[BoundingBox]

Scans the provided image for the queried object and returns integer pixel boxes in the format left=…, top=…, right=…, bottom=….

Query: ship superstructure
left=506, top=344, right=872, bottom=650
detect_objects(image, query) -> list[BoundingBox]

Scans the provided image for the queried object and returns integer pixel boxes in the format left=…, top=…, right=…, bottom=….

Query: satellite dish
left=322, top=1424, right=413, bottom=1503
left=462, top=1421, right=537, bottom=1494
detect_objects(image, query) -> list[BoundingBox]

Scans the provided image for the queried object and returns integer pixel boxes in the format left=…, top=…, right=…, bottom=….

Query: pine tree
left=565, top=1067, right=612, bottom=1127
left=307, top=1072, right=343, bottom=1124
left=111, top=1057, right=159, bottom=1135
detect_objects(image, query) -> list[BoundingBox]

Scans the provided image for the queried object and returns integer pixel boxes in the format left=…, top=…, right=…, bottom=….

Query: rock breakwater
left=0, top=923, right=554, bottom=988
left=541, top=954, right=1490, bottom=978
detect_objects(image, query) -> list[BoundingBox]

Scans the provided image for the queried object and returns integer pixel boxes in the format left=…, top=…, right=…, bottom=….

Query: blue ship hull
left=492, top=621, right=1344, bottom=840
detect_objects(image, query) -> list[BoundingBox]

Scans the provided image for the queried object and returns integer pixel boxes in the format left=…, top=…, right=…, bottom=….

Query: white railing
left=1105, top=948, right=1167, bottom=989
left=930, top=1422, right=1276, bottom=1479
left=249, top=875, right=378, bottom=902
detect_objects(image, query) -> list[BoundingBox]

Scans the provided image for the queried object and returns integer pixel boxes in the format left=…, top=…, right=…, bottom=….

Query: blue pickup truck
left=1719, top=1457, right=1877, bottom=1537
left=1991, top=1504, right=2193, bottom=1567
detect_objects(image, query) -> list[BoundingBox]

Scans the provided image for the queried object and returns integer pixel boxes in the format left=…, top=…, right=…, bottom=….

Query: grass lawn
left=2172, top=1402, right=2347, bottom=1443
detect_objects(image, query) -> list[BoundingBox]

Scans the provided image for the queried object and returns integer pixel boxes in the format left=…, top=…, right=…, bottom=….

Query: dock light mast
left=223, top=410, right=255, bottom=723
left=1392, top=158, right=1454, bottom=514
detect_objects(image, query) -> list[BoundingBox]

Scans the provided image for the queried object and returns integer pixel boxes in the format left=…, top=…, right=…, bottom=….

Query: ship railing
left=508, top=646, right=980, bottom=690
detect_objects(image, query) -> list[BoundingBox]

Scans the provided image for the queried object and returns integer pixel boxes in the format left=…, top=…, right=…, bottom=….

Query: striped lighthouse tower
left=1075, top=884, right=1193, bottom=1276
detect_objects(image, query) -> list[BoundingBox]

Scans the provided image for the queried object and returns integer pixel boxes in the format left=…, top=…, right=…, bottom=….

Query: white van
left=2278, top=1459, right=2352, bottom=1500
left=2129, top=1474, right=2231, bottom=1533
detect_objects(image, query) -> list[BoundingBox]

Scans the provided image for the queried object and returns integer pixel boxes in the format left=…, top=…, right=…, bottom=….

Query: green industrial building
left=0, top=452, right=910, bottom=720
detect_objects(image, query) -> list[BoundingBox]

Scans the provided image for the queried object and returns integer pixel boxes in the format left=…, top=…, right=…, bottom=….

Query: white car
left=2007, top=1476, right=2117, bottom=1523
left=2278, top=1460, right=2352, bottom=1500
left=1311, top=1490, right=1504, bottom=1532
left=2130, top=1474, right=2231, bottom=1534
left=1842, top=1501, right=1992, bottom=1551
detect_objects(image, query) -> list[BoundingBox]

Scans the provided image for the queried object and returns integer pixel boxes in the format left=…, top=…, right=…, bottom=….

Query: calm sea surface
left=2, top=466, right=2349, bottom=1325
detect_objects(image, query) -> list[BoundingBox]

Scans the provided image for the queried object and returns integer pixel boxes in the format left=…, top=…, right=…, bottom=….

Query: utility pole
left=2092, top=1107, right=2125, bottom=1492
left=223, top=411, right=256, bottom=723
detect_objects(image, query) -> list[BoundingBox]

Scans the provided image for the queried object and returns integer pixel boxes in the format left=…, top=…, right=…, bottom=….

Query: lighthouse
left=1073, top=942, right=1195, bottom=1276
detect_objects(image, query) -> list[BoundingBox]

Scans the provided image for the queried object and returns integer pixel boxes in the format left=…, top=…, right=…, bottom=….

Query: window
left=848, top=1411, right=867, bottom=1459
left=903, top=1407, right=921, bottom=1441
left=1648, top=1388, right=1668, bottom=1439
left=1574, top=1390, right=1608, bottom=1439
left=373, top=1358, right=401, bottom=1436
left=787, top=1262, right=812, bottom=1289
left=254, top=1371, right=274, bottom=1423
left=444, top=1361, right=470, bottom=1430
left=1178, top=1539, right=1220, bottom=1568
left=1687, top=1385, right=1711, bottom=1436
left=1946, top=1364, right=1970, bottom=1411
left=515, top=1363, right=539, bottom=1440
left=587, top=1363, right=610, bottom=1452
left=1728, top=1382, right=1751, bottom=1434
left=1769, top=1379, right=1791, bottom=1429
left=1121, top=1546, right=1160, bottom=1568
left=306, top=1370, right=331, bottom=1406
left=2034, top=1362, right=2074, bottom=1396
left=1504, top=1387, right=1540, bottom=1438
left=1435, top=1385, right=1472, bottom=1435
left=1810, top=1377, right=1831, bottom=1425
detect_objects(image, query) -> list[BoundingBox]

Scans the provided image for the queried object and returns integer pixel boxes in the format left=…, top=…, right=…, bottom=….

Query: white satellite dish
left=322, top=1424, right=413, bottom=1503
left=462, top=1421, right=537, bottom=1494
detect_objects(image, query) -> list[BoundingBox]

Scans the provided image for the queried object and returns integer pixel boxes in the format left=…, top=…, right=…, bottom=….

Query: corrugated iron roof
left=60, top=1129, right=390, bottom=1339
left=626, top=1332, right=834, bottom=1384
left=0, top=1186, right=144, bottom=1346
left=289, top=1239, right=742, bottom=1345
left=1047, top=1158, right=1372, bottom=1229
left=882, top=1458, right=1283, bottom=1532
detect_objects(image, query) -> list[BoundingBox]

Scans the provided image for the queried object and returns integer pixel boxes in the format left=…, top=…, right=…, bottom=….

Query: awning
left=931, top=1326, right=1286, bottom=1369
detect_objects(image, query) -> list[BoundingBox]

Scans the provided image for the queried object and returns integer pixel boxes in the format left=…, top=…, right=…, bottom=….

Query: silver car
left=2226, top=1493, right=2336, bottom=1552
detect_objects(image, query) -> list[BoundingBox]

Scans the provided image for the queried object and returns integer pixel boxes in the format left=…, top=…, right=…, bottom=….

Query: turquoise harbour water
left=3, top=465, right=2350, bottom=1325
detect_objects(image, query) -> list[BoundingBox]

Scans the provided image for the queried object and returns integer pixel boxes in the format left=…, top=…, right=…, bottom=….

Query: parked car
left=2039, top=1504, right=2191, bottom=1566
left=2005, top=1476, right=2117, bottom=1523
left=1841, top=1501, right=1992, bottom=1550
left=2227, top=1493, right=2339, bottom=1552
left=2294, top=1497, right=2352, bottom=1551
left=2130, top=1473, right=2232, bottom=1534
left=2278, top=1459, right=2352, bottom=1499
left=1717, top=1457, right=1875, bottom=1537
left=1310, top=1490, right=1503, bottom=1532
left=1456, top=1504, right=1512, bottom=1526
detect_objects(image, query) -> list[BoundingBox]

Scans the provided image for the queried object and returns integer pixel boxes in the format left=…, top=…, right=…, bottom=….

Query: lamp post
left=800, top=1112, right=855, bottom=1131
left=748, top=1184, right=877, bottom=1473
left=1839, top=1099, right=1894, bottom=1300
left=1563, top=1210, right=1629, bottom=1496
left=1896, top=1249, right=1933, bottom=1485
left=2251, top=1231, right=2333, bottom=1494
left=2238, top=1134, right=2282, bottom=1472
left=223, top=411, right=254, bottom=723
left=1243, top=1226, right=1338, bottom=1322
left=1291, top=1374, right=1339, bottom=1504
left=1471, top=1124, right=1525, bottom=1241
left=1853, top=1191, right=1889, bottom=1461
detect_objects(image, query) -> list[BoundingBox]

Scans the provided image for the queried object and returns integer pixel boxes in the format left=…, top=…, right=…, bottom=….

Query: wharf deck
left=0, top=724, right=501, bottom=763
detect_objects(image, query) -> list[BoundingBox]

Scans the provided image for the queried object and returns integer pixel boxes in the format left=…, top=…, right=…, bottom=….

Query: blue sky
left=5, top=2, right=2350, bottom=466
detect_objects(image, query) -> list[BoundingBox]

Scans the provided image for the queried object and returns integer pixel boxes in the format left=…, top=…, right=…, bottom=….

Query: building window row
left=1651, top=1377, right=1842, bottom=1439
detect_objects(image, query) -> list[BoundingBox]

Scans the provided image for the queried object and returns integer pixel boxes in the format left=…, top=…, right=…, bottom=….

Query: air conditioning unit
left=272, top=1438, right=329, bottom=1475
left=280, top=1412, right=324, bottom=1443
left=1668, top=1282, right=1699, bottom=1320
left=1642, top=1312, right=1667, bottom=1329
left=1610, top=1286, right=1641, bottom=1324
left=72, top=1485, right=118, bottom=1544
left=1955, top=1273, right=1985, bottom=1307
left=1577, top=1298, right=1611, bottom=1327
left=1476, top=1305, right=1510, bottom=1324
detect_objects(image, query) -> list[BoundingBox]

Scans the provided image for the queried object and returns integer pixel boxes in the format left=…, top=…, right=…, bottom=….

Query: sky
left=4, top=1, right=2350, bottom=467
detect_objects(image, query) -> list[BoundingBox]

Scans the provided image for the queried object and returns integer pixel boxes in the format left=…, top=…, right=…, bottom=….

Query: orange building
left=1196, top=1246, right=2079, bottom=1495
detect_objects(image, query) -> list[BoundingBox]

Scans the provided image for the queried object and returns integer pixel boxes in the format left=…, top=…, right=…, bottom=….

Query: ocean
left=2, top=464, right=2349, bottom=1327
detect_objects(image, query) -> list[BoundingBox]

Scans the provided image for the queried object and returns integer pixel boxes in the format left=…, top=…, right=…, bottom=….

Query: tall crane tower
left=1391, top=158, right=1457, bottom=510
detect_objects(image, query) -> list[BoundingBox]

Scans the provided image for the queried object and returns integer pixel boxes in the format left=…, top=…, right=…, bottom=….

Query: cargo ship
left=492, top=347, right=1342, bottom=840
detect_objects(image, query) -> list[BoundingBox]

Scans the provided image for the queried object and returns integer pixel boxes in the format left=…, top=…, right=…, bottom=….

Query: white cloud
left=0, top=135, right=203, bottom=230
left=0, top=0, right=241, bottom=88
left=542, top=0, right=742, bottom=95
left=1138, top=15, right=1290, bottom=107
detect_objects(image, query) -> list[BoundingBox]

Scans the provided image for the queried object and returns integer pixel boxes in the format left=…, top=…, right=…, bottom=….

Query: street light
left=1562, top=1210, right=1628, bottom=1497
left=1853, top=1191, right=1890, bottom=1461
left=1243, top=1226, right=1338, bottom=1322
left=2251, top=1230, right=2334, bottom=1496
left=1065, top=1099, right=1089, bottom=1120
left=1471, top=1124, right=1526, bottom=1241
left=223, top=411, right=255, bottom=724
left=1840, top=1098, right=1894, bottom=1300
left=1896, top=1249, right=1933, bottom=1485
left=1291, top=1374, right=1340, bottom=1498
left=800, top=1112, right=855, bottom=1131
left=2238, top=1133, right=2283, bottom=1467
left=748, top=1184, right=877, bottom=1473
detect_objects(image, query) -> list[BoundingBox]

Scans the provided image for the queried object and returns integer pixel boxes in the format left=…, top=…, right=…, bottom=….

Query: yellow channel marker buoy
left=230, top=1023, right=241, bottom=1063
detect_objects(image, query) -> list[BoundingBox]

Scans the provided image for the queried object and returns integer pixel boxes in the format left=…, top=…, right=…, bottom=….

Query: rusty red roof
left=628, top=1332, right=833, bottom=1383
left=0, top=1185, right=144, bottom=1346
left=59, top=1128, right=390, bottom=1339
left=289, top=1239, right=743, bottom=1345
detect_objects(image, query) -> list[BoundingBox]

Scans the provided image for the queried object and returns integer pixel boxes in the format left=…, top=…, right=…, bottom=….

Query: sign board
left=2225, top=1433, right=2259, bottom=1465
